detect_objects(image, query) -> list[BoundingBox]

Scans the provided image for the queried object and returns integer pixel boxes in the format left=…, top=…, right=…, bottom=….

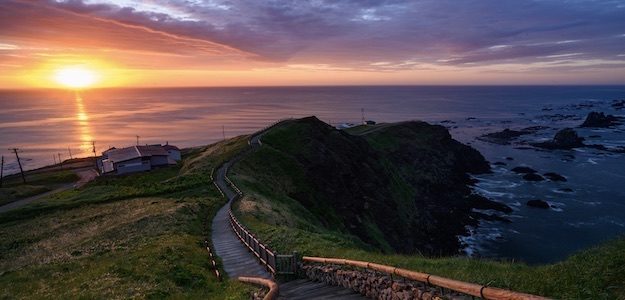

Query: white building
left=163, top=144, right=181, bottom=161
left=99, top=144, right=181, bottom=175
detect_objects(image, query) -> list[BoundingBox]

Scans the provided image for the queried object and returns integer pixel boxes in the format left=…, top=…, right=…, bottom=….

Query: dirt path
left=0, top=167, right=98, bottom=214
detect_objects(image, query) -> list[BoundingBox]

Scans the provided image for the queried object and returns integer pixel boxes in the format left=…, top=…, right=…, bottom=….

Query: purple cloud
left=1, top=0, right=624, bottom=70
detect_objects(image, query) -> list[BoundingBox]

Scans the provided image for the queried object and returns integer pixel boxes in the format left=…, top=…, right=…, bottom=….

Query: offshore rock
left=527, top=199, right=550, bottom=209
left=580, top=112, right=622, bottom=128
left=531, top=128, right=585, bottom=150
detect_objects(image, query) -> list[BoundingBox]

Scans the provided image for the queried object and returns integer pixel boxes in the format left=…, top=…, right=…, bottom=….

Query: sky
left=1, top=0, right=625, bottom=88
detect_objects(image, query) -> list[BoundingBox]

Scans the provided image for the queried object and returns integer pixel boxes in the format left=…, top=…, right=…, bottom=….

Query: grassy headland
left=0, top=137, right=254, bottom=299
left=230, top=117, right=625, bottom=299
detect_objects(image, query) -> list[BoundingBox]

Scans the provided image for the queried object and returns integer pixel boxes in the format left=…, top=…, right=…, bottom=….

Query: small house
left=99, top=144, right=180, bottom=175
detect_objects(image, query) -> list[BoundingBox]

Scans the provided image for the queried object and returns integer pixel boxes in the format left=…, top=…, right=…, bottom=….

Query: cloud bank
left=1, top=0, right=624, bottom=84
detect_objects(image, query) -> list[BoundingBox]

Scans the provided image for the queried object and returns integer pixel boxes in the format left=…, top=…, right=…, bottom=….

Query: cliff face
left=241, top=117, right=508, bottom=255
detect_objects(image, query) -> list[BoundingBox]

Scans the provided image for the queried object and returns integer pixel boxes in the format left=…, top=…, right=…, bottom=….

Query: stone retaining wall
left=302, top=264, right=472, bottom=300
left=252, top=287, right=268, bottom=300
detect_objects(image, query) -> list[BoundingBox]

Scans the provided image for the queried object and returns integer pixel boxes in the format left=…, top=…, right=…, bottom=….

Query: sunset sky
left=1, top=0, right=625, bottom=88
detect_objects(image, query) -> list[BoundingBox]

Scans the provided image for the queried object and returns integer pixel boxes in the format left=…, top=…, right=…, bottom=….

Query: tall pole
left=53, top=154, right=57, bottom=165
left=222, top=126, right=226, bottom=141
left=9, top=148, right=26, bottom=183
left=136, top=135, right=140, bottom=145
left=68, top=146, right=73, bottom=160
left=92, top=141, right=99, bottom=174
left=361, top=108, right=365, bottom=125
left=58, top=153, right=62, bottom=165
left=0, top=156, right=4, bottom=188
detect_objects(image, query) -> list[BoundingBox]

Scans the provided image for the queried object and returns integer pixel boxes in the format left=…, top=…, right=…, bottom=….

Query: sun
left=54, top=66, right=99, bottom=88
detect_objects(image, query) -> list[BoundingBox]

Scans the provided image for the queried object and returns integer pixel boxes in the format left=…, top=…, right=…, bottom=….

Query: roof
left=102, top=147, right=117, bottom=154
left=163, top=145, right=180, bottom=151
left=106, top=145, right=168, bottom=163
left=136, top=145, right=168, bottom=157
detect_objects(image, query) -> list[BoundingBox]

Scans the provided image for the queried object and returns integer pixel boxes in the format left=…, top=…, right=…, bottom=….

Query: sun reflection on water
left=75, top=93, right=94, bottom=154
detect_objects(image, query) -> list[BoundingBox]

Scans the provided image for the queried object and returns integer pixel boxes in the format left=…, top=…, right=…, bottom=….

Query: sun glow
left=54, top=66, right=99, bottom=88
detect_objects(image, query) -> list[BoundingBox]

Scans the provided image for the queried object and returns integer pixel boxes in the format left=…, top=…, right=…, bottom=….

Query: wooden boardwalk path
left=211, top=159, right=272, bottom=278
left=210, top=128, right=364, bottom=299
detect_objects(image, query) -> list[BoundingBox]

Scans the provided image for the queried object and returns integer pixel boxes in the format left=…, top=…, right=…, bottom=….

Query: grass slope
left=0, top=170, right=79, bottom=206
left=0, top=137, right=255, bottom=299
left=231, top=119, right=625, bottom=299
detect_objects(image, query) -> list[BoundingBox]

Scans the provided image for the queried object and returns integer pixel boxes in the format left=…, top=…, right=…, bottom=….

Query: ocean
left=1, top=85, right=624, bottom=263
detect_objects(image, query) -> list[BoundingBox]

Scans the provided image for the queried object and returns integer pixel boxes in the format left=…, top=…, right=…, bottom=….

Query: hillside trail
left=0, top=167, right=98, bottom=214
left=210, top=125, right=364, bottom=299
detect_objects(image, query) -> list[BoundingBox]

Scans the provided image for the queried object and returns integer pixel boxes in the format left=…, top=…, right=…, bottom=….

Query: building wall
left=116, top=158, right=151, bottom=175
left=102, top=160, right=115, bottom=173
left=167, top=150, right=181, bottom=161
left=150, top=155, right=169, bottom=167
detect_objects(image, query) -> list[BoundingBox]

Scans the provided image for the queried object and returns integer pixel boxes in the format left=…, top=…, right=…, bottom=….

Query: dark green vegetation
left=0, top=157, right=100, bottom=206
left=231, top=117, right=625, bottom=299
left=0, top=138, right=254, bottom=299
left=0, top=169, right=78, bottom=206
left=233, top=117, right=508, bottom=255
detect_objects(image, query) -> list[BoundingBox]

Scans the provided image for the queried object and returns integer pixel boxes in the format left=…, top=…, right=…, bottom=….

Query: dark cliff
left=235, top=117, right=509, bottom=255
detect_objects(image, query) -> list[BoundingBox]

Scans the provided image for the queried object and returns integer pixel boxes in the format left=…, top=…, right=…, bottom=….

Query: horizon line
left=2, top=83, right=625, bottom=91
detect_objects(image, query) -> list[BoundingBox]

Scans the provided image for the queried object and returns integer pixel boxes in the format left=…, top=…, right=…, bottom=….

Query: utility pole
left=68, top=146, right=73, bottom=160
left=222, top=126, right=226, bottom=140
left=0, top=156, right=4, bottom=188
left=136, top=135, right=140, bottom=145
left=92, top=141, right=99, bottom=174
left=53, top=154, right=57, bottom=165
left=58, top=153, right=62, bottom=165
left=9, top=148, right=26, bottom=183
left=361, top=108, right=365, bottom=125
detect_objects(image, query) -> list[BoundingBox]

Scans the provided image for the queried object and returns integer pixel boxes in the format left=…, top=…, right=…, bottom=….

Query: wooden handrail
left=238, top=276, right=279, bottom=300
left=302, top=256, right=550, bottom=300
left=229, top=208, right=278, bottom=274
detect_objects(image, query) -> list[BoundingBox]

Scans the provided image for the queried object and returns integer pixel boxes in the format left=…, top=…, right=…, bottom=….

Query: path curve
left=210, top=123, right=365, bottom=299
left=0, top=167, right=98, bottom=214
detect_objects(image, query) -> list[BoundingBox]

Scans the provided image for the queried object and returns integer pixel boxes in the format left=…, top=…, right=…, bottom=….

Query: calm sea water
left=1, top=86, right=624, bottom=263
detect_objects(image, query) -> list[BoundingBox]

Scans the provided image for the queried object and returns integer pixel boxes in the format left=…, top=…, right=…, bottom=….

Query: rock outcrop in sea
left=477, top=126, right=547, bottom=145
left=531, top=128, right=585, bottom=149
left=526, top=199, right=550, bottom=209
left=580, top=112, right=622, bottom=128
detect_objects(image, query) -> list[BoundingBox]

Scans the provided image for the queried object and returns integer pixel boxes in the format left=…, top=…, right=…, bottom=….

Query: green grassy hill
left=2, top=118, right=623, bottom=299
left=230, top=117, right=625, bottom=299
left=0, top=138, right=254, bottom=299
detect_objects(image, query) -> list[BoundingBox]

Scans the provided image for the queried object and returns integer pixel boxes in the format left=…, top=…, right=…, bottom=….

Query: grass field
left=0, top=170, right=79, bottom=206
left=0, top=138, right=256, bottom=299
left=230, top=120, right=625, bottom=299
